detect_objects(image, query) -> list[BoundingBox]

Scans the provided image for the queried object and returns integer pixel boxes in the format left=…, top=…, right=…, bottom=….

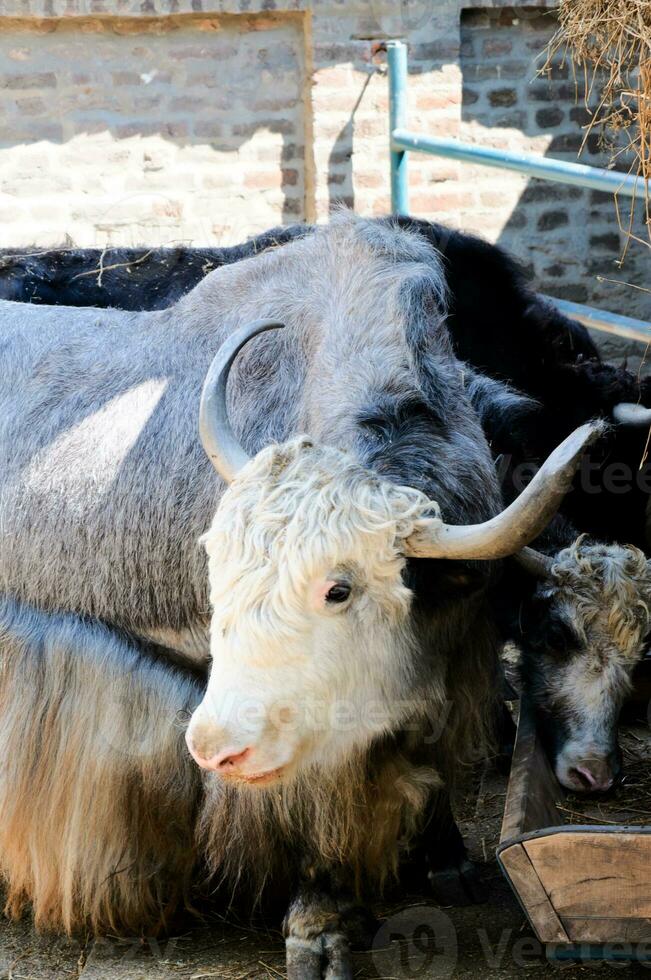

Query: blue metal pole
left=387, top=40, right=409, bottom=215
left=547, top=295, right=651, bottom=344
left=391, top=129, right=649, bottom=199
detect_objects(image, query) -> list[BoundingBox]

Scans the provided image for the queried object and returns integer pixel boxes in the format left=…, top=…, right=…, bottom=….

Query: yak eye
left=325, top=583, right=351, bottom=604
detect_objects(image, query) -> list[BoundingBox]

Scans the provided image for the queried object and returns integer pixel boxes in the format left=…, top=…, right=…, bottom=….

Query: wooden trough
left=498, top=673, right=651, bottom=959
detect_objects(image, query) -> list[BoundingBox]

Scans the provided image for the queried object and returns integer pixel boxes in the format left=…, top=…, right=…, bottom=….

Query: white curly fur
left=189, top=436, right=446, bottom=777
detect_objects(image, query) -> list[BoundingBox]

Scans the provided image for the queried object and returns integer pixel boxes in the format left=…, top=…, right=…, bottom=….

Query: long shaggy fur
left=200, top=741, right=442, bottom=905
left=517, top=535, right=651, bottom=789
left=0, top=598, right=203, bottom=934
left=197, top=436, right=498, bottom=896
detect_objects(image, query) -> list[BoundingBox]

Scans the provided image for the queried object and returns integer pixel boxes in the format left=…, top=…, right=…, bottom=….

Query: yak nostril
left=185, top=729, right=252, bottom=772
left=214, top=746, right=252, bottom=770
left=571, top=765, right=599, bottom=791
left=570, top=765, right=613, bottom=793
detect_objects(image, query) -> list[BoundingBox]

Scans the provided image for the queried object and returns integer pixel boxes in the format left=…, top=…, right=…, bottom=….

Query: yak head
left=518, top=539, right=651, bottom=793
left=185, top=320, right=603, bottom=787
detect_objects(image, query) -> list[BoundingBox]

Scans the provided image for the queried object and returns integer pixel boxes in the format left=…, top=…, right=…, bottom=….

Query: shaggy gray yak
left=0, top=214, right=596, bottom=979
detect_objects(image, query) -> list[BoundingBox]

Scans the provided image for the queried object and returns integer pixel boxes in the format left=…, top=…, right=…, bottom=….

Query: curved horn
left=613, top=402, right=651, bottom=426
left=404, top=420, right=606, bottom=561
left=199, top=319, right=285, bottom=483
left=515, top=547, right=555, bottom=578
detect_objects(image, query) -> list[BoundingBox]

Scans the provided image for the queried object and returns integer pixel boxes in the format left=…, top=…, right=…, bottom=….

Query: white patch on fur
left=25, top=378, right=168, bottom=504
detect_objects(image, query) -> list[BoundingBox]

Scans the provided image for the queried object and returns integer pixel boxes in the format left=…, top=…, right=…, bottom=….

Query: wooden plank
left=499, top=841, right=569, bottom=943
left=525, top=832, right=651, bottom=929
left=560, top=917, right=651, bottom=943
left=499, top=672, right=651, bottom=947
left=500, top=697, right=563, bottom=842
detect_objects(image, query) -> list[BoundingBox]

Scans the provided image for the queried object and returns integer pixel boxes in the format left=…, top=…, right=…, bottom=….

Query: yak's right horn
left=404, top=421, right=606, bottom=561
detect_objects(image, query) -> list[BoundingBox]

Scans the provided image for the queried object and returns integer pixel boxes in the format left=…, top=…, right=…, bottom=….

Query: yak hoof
left=323, top=933, right=354, bottom=980
left=285, top=932, right=353, bottom=980
left=428, top=858, right=488, bottom=906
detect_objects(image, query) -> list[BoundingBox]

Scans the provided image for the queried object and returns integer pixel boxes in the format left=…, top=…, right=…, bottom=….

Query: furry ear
left=464, top=369, right=539, bottom=458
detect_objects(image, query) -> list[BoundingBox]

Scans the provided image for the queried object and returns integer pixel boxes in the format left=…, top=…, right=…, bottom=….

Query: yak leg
left=402, top=790, right=487, bottom=905
left=284, top=873, right=378, bottom=980
left=426, top=793, right=487, bottom=905
left=0, top=596, right=204, bottom=935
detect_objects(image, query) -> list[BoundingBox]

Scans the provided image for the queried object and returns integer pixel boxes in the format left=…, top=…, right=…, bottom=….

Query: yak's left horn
left=199, top=319, right=285, bottom=484
left=515, top=547, right=555, bottom=578
left=404, top=421, right=606, bottom=561
left=613, top=403, right=651, bottom=426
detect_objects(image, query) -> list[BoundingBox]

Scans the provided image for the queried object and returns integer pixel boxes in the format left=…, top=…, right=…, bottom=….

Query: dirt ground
left=2, top=764, right=651, bottom=980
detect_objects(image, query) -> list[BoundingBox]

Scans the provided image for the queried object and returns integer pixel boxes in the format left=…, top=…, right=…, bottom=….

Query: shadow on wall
left=326, top=68, right=379, bottom=214
left=459, top=5, right=651, bottom=337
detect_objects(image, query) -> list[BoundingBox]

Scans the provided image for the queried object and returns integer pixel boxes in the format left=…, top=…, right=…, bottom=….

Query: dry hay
left=543, top=0, right=651, bottom=248
left=557, top=723, right=651, bottom=826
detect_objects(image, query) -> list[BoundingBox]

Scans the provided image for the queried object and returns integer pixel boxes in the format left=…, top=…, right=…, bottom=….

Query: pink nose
left=571, top=764, right=614, bottom=793
left=185, top=731, right=252, bottom=773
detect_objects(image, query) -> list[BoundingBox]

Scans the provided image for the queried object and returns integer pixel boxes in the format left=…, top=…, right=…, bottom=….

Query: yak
left=458, top=375, right=651, bottom=794
left=5, top=219, right=651, bottom=800
left=0, top=226, right=305, bottom=310
left=2, top=218, right=649, bottom=548
left=501, top=527, right=651, bottom=792
left=0, top=214, right=592, bottom=979
left=4, top=219, right=651, bottom=798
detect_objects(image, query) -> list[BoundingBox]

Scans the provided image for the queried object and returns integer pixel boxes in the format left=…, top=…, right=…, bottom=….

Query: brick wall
left=0, top=0, right=648, bottom=363
left=0, top=13, right=307, bottom=245
left=457, top=6, right=651, bottom=370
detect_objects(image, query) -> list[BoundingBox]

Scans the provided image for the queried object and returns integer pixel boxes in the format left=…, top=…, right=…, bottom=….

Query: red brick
left=415, top=91, right=460, bottom=110
left=355, top=172, right=383, bottom=189
left=312, top=90, right=358, bottom=113
left=253, top=97, right=299, bottom=112
left=355, top=117, right=387, bottom=138
left=315, top=67, right=353, bottom=87
left=2, top=71, right=56, bottom=89
left=244, top=171, right=283, bottom=189
left=281, top=168, right=299, bottom=186
left=410, top=190, right=466, bottom=212
left=482, top=39, right=512, bottom=57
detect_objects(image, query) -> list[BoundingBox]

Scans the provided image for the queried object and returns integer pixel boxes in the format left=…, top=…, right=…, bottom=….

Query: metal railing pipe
left=391, top=129, right=648, bottom=199
left=387, top=40, right=409, bottom=215
left=547, top=296, right=651, bottom=344
left=385, top=40, right=651, bottom=343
